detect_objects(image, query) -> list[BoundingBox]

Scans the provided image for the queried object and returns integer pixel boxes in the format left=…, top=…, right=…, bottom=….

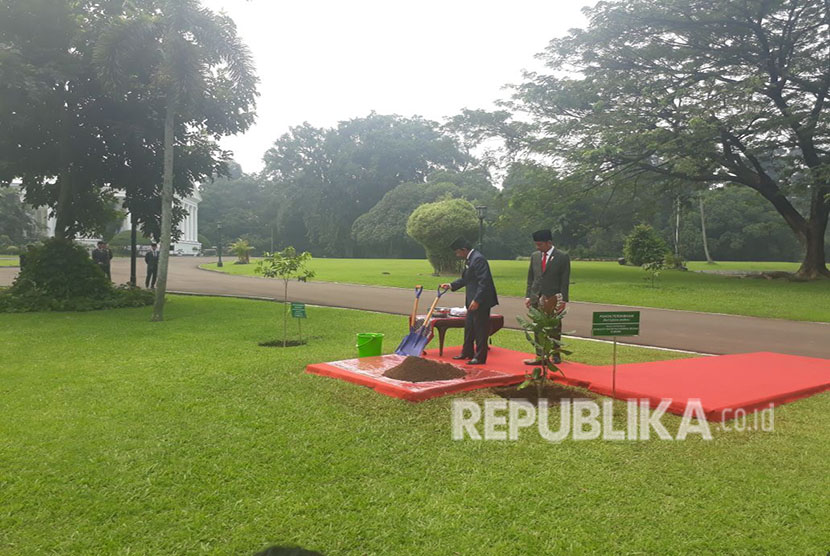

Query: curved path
left=2, top=257, right=827, bottom=358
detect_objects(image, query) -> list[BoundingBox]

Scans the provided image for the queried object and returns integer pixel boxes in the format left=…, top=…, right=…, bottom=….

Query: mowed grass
left=202, top=258, right=830, bottom=322
left=0, top=257, right=18, bottom=267
left=1, top=296, right=827, bottom=555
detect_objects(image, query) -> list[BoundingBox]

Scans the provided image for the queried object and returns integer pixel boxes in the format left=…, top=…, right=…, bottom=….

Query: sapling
left=255, top=247, right=315, bottom=347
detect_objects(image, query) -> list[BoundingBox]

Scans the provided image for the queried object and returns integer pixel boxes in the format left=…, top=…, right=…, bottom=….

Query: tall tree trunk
left=674, top=195, right=681, bottom=259
left=699, top=194, right=713, bottom=264
left=54, top=172, right=74, bottom=240
left=152, top=98, right=175, bottom=321
left=54, top=101, right=74, bottom=240
left=795, top=190, right=829, bottom=279
left=751, top=179, right=828, bottom=279
left=130, top=213, right=137, bottom=287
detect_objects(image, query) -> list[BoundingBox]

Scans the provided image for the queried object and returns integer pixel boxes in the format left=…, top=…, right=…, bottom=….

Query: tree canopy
left=263, top=114, right=471, bottom=256
left=510, top=0, right=830, bottom=278
left=407, top=198, right=479, bottom=273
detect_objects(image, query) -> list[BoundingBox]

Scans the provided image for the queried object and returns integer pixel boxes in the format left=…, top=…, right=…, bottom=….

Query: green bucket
left=356, top=333, right=384, bottom=357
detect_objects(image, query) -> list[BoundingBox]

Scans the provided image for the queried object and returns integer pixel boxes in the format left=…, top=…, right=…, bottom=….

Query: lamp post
left=476, top=205, right=487, bottom=251
left=217, top=222, right=223, bottom=268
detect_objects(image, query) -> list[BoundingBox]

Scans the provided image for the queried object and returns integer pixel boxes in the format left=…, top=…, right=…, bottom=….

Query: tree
left=1, top=1, right=224, bottom=289
left=406, top=198, right=479, bottom=273
left=0, top=189, right=35, bottom=244
left=94, top=0, right=258, bottom=320
left=255, top=247, right=315, bottom=348
left=199, top=171, right=275, bottom=252
left=679, top=185, right=804, bottom=261
left=0, top=1, right=131, bottom=239
left=262, top=114, right=470, bottom=256
left=624, top=224, right=669, bottom=266
left=351, top=169, right=498, bottom=257
left=512, top=0, right=830, bottom=278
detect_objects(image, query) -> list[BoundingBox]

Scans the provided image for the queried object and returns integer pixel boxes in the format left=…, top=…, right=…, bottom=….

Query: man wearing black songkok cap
left=524, top=229, right=570, bottom=365
left=441, top=237, right=498, bottom=365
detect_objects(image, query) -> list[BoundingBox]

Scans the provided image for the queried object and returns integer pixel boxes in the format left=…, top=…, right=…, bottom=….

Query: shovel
left=395, top=284, right=450, bottom=356
left=409, top=285, right=424, bottom=328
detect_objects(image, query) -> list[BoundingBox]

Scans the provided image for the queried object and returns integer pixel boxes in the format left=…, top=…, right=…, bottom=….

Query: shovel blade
left=395, top=330, right=429, bottom=356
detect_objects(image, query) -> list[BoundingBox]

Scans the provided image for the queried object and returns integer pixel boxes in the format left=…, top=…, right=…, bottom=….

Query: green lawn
left=1, top=296, right=827, bottom=554
left=685, top=261, right=801, bottom=272
left=202, top=258, right=830, bottom=322
left=0, top=257, right=18, bottom=267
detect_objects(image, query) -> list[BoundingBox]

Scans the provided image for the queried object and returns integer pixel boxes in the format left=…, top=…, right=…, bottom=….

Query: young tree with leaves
left=255, top=247, right=315, bottom=348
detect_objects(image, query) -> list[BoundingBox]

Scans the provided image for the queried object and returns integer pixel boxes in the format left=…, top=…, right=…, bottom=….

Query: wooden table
left=416, top=314, right=505, bottom=355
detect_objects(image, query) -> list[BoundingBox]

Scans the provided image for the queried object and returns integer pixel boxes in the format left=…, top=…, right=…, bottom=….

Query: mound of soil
left=383, top=356, right=466, bottom=382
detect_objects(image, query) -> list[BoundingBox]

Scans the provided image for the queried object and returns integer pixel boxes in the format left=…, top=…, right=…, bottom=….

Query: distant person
left=440, top=237, right=498, bottom=365
left=92, top=240, right=113, bottom=280
left=524, top=229, right=570, bottom=365
left=144, top=242, right=160, bottom=289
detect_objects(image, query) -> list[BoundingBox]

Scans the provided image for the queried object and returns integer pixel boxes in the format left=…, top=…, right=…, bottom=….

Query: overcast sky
left=201, top=0, right=597, bottom=173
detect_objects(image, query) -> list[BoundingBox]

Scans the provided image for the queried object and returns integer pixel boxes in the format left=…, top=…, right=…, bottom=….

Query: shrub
left=5, top=245, right=19, bottom=255
left=0, top=238, right=153, bottom=313
left=664, top=252, right=687, bottom=270
left=406, top=198, right=478, bottom=274
left=623, top=224, right=668, bottom=266
left=230, top=239, right=253, bottom=263
left=10, top=239, right=110, bottom=299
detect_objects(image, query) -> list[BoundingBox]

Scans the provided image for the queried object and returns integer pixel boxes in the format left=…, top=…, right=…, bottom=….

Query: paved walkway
left=2, top=257, right=827, bottom=358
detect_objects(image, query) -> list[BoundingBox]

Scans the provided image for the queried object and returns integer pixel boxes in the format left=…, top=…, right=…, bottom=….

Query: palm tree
left=94, top=0, right=258, bottom=320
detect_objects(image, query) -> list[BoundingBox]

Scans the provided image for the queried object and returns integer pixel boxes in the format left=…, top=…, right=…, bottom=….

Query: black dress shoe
left=467, top=358, right=484, bottom=365
left=452, top=354, right=471, bottom=360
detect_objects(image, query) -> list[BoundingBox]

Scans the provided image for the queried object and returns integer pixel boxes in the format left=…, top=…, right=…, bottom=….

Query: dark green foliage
left=10, top=239, right=111, bottom=299
left=406, top=199, right=478, bottom=273
left=678, top=186, right=806, bottom=262
left=0, top=189, right=35, bottom=243
left=0, top=284, right=154, bottom=313
left=351, top=169, right=498, bottom=258
left=509, top=0, right=829, bottom=276
left=262, top=114, right=470, bottom=257
left=624, top=225, right=669, bottom=266
left=0, top=238, right=152, bottom=312
left=516, top=305, right=571, bottom=398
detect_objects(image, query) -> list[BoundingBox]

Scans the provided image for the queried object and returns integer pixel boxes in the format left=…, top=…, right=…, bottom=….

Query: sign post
left=291, top=302, right=307, bottom=342
left=592, top=311, right=641, bottom=398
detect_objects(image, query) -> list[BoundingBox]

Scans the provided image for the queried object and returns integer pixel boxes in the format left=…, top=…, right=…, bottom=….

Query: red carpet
left=305, top=353, right=522, bottom=402
left=306, top=346, right=830, bottom=418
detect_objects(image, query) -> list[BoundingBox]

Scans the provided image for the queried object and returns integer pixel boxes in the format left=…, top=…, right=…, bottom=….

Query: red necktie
left=541, top=252, right=547, bottom=272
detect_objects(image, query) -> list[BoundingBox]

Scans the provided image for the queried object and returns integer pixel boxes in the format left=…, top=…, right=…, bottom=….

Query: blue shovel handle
left=414, top=285, right=424, bottom=298
left=437, top=284, right=450, bottom=297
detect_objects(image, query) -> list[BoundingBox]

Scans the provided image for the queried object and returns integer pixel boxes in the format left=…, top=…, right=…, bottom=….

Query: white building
left=10, top=180, right=202, bottom=255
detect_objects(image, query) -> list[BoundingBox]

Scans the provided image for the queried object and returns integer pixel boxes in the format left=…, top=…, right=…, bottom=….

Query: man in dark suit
left=92, top=240, right=113, bottom=280
left=145, top=242, right=160, bottom=289
left=440, top=237, right=498, bottom=365
left=524, top=229, right=571, bottom=365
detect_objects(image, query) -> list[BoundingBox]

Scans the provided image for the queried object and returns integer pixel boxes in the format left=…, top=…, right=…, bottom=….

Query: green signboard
left=592, top=311, right=640, bottom=337
left=290, top=302, right=307, bottom=319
